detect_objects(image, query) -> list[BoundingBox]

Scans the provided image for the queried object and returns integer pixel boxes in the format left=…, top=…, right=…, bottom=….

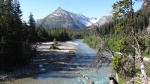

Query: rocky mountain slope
left=95, top=9, right=118, bottom=26
left=37, top=7, right=98, bottom=29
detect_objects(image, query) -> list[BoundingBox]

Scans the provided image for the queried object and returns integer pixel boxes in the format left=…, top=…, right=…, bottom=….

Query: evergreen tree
left=28, top=13, right=37, bottom=43
left=112, top=0, right=148, bottom=83
left=0, top=0, right=32, bottom=70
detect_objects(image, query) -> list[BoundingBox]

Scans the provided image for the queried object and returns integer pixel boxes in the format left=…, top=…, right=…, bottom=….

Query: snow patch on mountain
left=66, top=11, right=98, bottom=26
left=95, top=10, right=115, bottom=26
left=90, top=17, right=99, bottom=24
left=36, top=7, right=98, bottom=29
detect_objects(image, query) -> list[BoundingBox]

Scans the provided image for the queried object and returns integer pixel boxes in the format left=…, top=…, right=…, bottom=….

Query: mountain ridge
left=36, top=7, right=98, bottom=29
left=95, top=9, right=116, bottom=26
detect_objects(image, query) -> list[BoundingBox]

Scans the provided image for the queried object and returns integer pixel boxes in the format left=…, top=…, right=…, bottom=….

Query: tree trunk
left=129, top=0, right=135, bottom=83
left=139, top=57, right=148, bottom=84
left=116, top=73, right=119, bottom=83
left=132, top=36, right=148, bottom=84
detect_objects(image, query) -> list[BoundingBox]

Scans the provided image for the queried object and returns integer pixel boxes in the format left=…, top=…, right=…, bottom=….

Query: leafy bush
left=111, top=55, right=122, bottom=72
left=83, top=36, right=100, bottom=50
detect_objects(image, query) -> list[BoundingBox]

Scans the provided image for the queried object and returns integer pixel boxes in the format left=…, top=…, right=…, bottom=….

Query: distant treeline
left=36, top=27, right=90, bottom=42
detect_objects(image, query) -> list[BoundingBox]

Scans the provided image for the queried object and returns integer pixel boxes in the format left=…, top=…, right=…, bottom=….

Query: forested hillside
left=84, top=7, right=150, bottom=50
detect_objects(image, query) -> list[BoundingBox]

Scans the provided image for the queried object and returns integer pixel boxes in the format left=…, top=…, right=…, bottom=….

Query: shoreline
left=0, top=41, right=78, bottom=82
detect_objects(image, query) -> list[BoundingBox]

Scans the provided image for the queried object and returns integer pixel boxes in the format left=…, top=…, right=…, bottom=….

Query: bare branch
left=76, top=72, right=94, bottom=84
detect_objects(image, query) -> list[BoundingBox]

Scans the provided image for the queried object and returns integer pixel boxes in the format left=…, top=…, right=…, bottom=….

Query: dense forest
left=0, top=0, right=34, bottom=70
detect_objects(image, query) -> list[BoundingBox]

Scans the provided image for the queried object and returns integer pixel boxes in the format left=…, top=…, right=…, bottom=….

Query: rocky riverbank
left=0, top=41, right=77, bottom=82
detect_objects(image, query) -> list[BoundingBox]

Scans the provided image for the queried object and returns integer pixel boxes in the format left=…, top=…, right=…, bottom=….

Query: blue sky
left=19, top=0, right=142, bottom=21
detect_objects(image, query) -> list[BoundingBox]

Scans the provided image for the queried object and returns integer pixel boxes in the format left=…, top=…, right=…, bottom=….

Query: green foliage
left=36, top=27, right=49, bottom=42
left=106, top=37, right=119, bottom=52
left=120, top=38, right=133, bottom=53
left=53, top=38, right=58, bottom=45
left=28, top=13, right=37, bottom=43
left=134, top=10, right=150, bottom=33
left=36, top=28, right=72, bottom=42
left=36, top=27, right=91, bottom=42
left=48, top=28, right=71, bottom=41
left=67, top=29, right=90, bottom=39
left=114, top=19, right=125, bottom=35
left=111, top=55, right=122, bottom=71
left=83, top=35, right=100, bottom=50
left=145, top=37, right=150, bottom=46
left=112, top=0, right=129, bottom=18
left=49, top=38, right=59, bottom=49
left=112, top=53, right=136, bottom=77
left=106, top=36, right=133, bottom=54
left=96, top=20, right=117, bottom=35
left=145, top=62, right=150, bottom=77
left=118, top=76, right=126, bottom=84
left=49, top=44, right=59, bottom=50
left=112, top=0, right=150, bottom=83
left=142, top=37, right=150, bottom=56
left=0, top=0, right=34, bottom=70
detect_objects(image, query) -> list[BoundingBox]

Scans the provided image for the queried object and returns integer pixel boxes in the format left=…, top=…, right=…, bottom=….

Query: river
left=5, top=39, right=112, bottom=84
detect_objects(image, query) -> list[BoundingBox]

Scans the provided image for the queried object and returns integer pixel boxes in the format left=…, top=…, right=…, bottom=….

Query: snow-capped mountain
left=95, top=9, right=123, bottom=26
left=95, top=10, right=114, bottom=26
left=37, top=7, right=98, bottom=29
left=66, top=11, right=98, bottom=27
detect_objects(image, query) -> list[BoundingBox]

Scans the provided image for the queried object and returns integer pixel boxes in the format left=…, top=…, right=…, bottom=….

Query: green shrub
left=53, top=38, right=58, bottom=46
left=49, top=44, right=60, bottom=50
left=111, top=55, right=122, bottom=71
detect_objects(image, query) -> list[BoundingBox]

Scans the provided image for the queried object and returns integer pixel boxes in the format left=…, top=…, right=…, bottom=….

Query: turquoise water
left=33, top=39, right=112, bottom=84
left=6, top=39, right=112, bottom=84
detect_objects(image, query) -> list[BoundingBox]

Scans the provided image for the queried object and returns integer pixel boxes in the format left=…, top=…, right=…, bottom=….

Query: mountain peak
left=52, top=7, right=67, bottom=16
left=37, top=8, right=98, bottom=29
left=55, top=7, right=65, bottom=12
left=56, top=7, right=63, bottom=10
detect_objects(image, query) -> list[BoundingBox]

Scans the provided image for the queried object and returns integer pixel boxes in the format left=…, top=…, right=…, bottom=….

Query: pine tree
left=0, top=0, right=32, bottom=69
left=112, top=0, right=148, bottom=83
left=28, top=13, right=37, bottom=43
